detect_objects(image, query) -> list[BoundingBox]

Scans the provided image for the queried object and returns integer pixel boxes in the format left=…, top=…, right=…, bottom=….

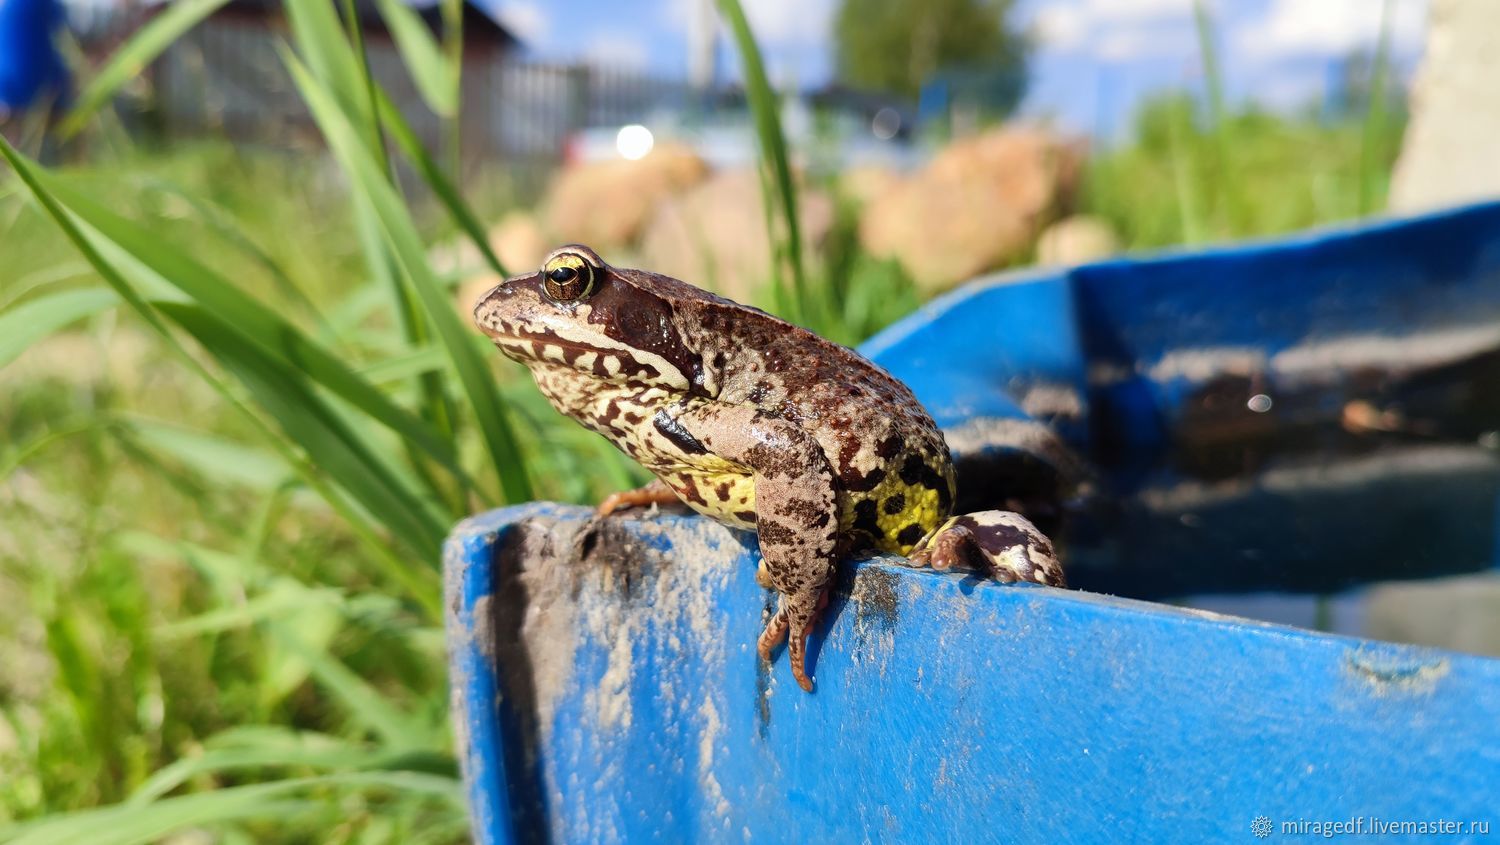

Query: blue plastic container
left=0, top=0, right=70, bottom=114
left=448, top=203, right=1500, bottom=843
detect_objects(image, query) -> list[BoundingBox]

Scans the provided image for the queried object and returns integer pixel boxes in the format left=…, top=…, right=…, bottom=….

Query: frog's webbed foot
left=597, top=478, right=679, bottom=517
left=757, top=586, right=829, bottom=693
left=909, top=511, right=1066, bottom=588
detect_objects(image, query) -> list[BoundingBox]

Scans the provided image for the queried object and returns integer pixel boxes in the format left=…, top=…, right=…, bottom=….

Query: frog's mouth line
left=492, top=332, right=609, bottom=368
left=487, top=327, right=681, bottom=386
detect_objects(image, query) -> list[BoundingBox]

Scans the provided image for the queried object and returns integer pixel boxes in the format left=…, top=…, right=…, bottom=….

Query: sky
left=480, top=0, right=1430, bottom=139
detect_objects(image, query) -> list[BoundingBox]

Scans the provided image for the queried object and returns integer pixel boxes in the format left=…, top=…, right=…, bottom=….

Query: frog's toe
left=758, top=611, right=814, bottom=691
left=914, top=512, right=1066, bottom=588
left=789, top=648, right=815, bottom=693
left=756, top=608, right=790, bottom=662
left=597, top=478, right=679, bottom=517
left=758, top=588, right=828, bottom=692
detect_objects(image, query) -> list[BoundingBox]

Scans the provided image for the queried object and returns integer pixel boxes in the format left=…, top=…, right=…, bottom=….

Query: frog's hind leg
left=908, top=511, right=1066, bottom=588
left=669, top=402, right=839, bottom=693
left=597, top=478, right=680, bottom=517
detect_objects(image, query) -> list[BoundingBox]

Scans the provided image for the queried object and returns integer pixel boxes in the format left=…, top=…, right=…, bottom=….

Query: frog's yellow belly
left=839, top=467, right=949, bottom=556
left=652, top=459, right=759, bottom=530
left=654, top=458, right=949, bottom=556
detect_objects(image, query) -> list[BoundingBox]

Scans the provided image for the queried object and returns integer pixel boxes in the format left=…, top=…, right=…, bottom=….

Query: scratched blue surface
left=448, top=203, right=1500, bottom=842
left=447, top=506, right=1500, bottom=843
left=0, top=0, right=70, bottom=112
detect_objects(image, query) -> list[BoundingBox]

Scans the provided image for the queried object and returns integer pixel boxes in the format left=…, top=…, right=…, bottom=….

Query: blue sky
left=480, top=0, right=1429, bottom=139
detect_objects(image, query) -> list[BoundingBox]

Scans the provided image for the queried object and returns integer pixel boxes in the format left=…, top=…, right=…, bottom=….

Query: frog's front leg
left=908, top=511, right=1066, bottom=588
left=671, top=403, right=838, bottom=692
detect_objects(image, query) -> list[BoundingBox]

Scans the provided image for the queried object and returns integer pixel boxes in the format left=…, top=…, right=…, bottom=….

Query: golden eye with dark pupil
left=542, top=262, right=593, bottom=301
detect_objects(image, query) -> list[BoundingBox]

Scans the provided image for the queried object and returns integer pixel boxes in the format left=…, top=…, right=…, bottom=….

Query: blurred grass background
left=0, top=0, right=1405, bottom=840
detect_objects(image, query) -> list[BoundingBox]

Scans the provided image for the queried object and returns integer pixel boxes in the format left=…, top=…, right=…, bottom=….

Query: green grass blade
left=131, top=175, right=333, bottom=331
left=0, top=287, right=117, bottom=369
left=126, top=417, right=291, bottom=491
left=269, top=626, right=439, bottom=750
left=287, top=52, right=534, bottom=503
left=3, top=773, right=460, bottom=845
left=1191, top=0, right=1243, bottom=232
left=351, top=193, right=462, bottom=446
left=154, top=585, right=342, bottom=640
left=374, top=89, right=508, bottom=278
left=3, top=260, right=94, bottom=309
left=373, top=0, right=457, bottom=116
left=1, top=137, right=442, bottom=620
left=1167, top=101, right=1204, bottom=244
left=57, top=0, right=231, bottom=137
left=358, top=345, right=449, bottom=385
left=332, top=10, right=466, bottom=472
left=1359, top=0, right=1395, bottom=215
left=0, top=414, right=118, bottom=481
left=36, top=173, right=482, bottom=500
left=159, top=301, right=450, bottom=564
left=282, top=0, right=372, bottom=125
left=1, top=138, right=200, bottom=360
left=716, top=0, right=807, bottom=321
left=4, top=798, right=320, bottom=845
left=440, top=0, right=465, bottom=171
left=128, top=729, right=441, bottom=805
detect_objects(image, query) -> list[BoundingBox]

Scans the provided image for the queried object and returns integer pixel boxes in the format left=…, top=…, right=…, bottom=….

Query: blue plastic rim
left=448, top=202, right=1500, bottom=842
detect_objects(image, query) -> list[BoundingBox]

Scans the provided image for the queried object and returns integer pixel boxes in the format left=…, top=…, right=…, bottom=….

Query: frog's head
left=473, top=244, right=704, bottom=391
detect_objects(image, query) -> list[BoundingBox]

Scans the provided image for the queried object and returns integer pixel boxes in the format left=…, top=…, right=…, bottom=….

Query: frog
left=473, top=245, right=1066, bottom=692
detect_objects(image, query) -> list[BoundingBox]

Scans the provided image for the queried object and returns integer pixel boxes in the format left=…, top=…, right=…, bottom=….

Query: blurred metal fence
left=155, top=19, right=691, bottom=163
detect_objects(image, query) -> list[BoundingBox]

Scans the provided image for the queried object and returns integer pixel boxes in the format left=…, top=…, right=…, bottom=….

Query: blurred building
left=149, top=0, right=688, bottom=166
left=154, top=0, right=514, bottom=154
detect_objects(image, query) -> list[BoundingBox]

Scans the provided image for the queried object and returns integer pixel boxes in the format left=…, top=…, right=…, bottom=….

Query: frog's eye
left=541, top=251, right=597, bottom=302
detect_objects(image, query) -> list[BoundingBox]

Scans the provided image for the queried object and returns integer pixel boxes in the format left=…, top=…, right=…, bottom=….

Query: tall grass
left=714, top=0, right=809, bottom=325
left=1, top=2, right=557, bottom=841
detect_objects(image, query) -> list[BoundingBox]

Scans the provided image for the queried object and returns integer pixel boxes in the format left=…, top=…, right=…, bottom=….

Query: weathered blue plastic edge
left=445, top=503, right=568, bottom=845
left=446, top=505, right=1500, bottom=843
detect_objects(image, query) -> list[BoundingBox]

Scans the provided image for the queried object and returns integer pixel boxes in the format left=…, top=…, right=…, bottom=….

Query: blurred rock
left=639, top=168, right=834, bottom=302
left=459, top=272, right=502, bottom=319
left=1036, top=215, right=1119, bottom=266
left=837, top=164, right=903, bottom=208
left=544, top=142, right=709, bottom=250
left=1389, top=0, right=1500, bottom=212
left=489, top=211, right=549, bottom=273
left=859, top=128, right=1084, bottom=292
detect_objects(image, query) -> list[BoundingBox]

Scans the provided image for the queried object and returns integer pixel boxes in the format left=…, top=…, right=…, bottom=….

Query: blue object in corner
left=449, top=202, right=1500, bottom=842
left=0, top=0, right=70, bottom=113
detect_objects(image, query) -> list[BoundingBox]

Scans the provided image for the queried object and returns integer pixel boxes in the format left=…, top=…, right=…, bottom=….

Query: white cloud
left=1235, top=0, right=1427, bottom=64
left=1033, top=5, right=1090, bottom=51
left=583, top=33, right=651, bottom=70
left=660, top=0, right=836, bottom=84
left=742, top=0, right=836, bottom=46
left=665, top=0, right=834, bottom=46
left=1032, top=0, right=1196, bottom=60
left=489, top=0, right=548, bottom=44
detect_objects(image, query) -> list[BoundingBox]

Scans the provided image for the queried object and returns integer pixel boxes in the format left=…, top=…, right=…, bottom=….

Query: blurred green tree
left=833, top=0, right=1028, bottom=101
